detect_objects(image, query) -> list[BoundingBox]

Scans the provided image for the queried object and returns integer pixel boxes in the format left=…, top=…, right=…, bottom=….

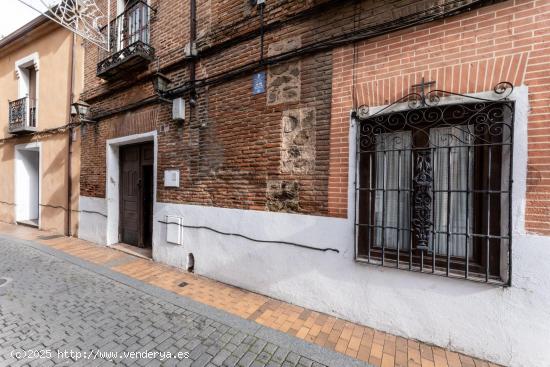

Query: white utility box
left=166, top=215, right=183, bottom=245
left=164, top=169, right=180, bottom=188
left=172, top=97, right=185, bottom=121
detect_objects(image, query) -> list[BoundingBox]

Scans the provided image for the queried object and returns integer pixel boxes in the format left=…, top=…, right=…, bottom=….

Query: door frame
left=106, top=131, right=157, bottom=247
left=119, top=142, right=154, bottom=248
left=14, top=142, right=41, bottom=227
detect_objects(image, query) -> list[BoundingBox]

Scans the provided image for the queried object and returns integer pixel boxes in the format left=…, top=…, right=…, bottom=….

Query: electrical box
left=172, top=97, right=185, bottom=121
left=164, top=169, right=180, bottom=188
left=183, top=42, right=197, bottom=57
left=166, top=215, right=183, bottom=245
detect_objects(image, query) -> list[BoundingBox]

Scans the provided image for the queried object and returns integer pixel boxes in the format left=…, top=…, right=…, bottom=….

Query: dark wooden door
left=120, top=143, right=154, bottom=247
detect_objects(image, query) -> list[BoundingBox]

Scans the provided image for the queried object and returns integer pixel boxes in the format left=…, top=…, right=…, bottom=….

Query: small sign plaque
left=164, top=169, right=180, bottom=188
left=252, top=71, right=266, bottom=95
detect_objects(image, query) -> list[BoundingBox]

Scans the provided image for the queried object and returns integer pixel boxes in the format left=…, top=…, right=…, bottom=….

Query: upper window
left=113, top=0, right=150, bottom=51
left=97, top=1, right=155, bottom=79
left=355, top=90, right=514, bottom=285
left=9, top=53, right=39, bottom=134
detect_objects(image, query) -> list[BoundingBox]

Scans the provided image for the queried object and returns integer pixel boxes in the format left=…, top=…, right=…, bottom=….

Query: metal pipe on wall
left=189, top=0, right=197, bottom=103
left=66, top=32, right=76, bottom=236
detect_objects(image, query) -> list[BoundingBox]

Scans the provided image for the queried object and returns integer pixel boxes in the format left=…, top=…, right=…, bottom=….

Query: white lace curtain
left=374, top=131, right=412, bottom=250
left=431, top=126, right=474, bottom=257
left=373, top=127, right=474, bottom=257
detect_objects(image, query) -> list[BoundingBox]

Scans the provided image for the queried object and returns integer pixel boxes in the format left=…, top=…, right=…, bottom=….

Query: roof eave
left=0, top=15, right=50, bottom=50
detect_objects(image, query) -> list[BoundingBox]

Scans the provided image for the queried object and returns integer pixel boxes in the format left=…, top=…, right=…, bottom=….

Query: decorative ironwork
left=8, top=97, right=37, bottom=134
left=410, top=78, right=436, bottom=108
left=354, top=81, right=514, bottom=285
left=412, top=150, right=433, bottom=251
left=9, top=98, right=26, bottom=127
left=353, top=81, right=514, bottom=120
left=97, top=41, right=155, bottom=77
left=17, top=0, right=108, bottom=50
left=96, top=1, right=156, bottom=79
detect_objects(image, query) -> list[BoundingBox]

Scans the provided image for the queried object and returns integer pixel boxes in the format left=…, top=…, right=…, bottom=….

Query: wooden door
left=120, top=143, right=154, bottom=247
left=120, top=145, right=141, bottom=246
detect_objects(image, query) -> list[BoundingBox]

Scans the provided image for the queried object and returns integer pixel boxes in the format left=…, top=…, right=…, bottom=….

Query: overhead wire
left=164, top=0, right=495, bottom=99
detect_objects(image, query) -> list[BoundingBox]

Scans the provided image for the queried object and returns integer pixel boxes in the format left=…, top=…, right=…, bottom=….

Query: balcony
left=96, top=1, right=155, bottom=80
left=8, top=96, right=37, bottom=134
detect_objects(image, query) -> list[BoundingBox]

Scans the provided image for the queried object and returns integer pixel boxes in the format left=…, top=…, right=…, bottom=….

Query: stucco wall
left=0, top=132, right=80, bottom=235
left=0, top=141, right=16, bottom=223
left=39, top=134, right=70, bottom=233
left=0, top=25, right=74, bottom=138
left=0, top=24, right=83, bottom=235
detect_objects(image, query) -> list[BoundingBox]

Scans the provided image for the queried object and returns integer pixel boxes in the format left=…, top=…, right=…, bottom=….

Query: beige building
left=0, top=16, right=83, bottom=236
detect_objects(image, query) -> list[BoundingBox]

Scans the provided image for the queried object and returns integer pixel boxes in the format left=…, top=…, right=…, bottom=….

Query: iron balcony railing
left=97, top=0, right=155, bottom=78
left=8, top=96, right=37, bottom=134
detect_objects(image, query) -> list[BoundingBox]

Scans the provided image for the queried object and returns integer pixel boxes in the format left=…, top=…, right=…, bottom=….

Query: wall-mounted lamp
left=152, top=72, right=172, bottom=95
left=70, top=100, right=91, bottom=118
left=70, top=100, right=97, bottom=124
left=71, top=100, right=95, bottom=135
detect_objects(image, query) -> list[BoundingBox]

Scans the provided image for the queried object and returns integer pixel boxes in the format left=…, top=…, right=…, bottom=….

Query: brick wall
left=81, top=0, right=518, bottom=217
left=329, top=0, right=550, bottom=235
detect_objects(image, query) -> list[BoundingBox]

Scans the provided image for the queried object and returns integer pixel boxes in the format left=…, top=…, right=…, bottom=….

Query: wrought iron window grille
left=353, top=82, right=514, bottom=286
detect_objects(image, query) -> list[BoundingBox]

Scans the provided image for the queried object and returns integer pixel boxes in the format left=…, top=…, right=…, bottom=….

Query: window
left=355, top=99, right=514, bottom=285
left=111, top=0, right=151, bottom=51
left=98, top=0, right=155, bottom=79
left=10, top=53, right=39, bottom=133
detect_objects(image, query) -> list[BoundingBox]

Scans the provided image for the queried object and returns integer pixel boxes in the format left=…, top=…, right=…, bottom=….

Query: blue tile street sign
left=252, top=71, right=266, bottom=95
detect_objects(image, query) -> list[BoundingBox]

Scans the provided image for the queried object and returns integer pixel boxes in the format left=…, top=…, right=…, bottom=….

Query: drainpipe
left=66, top=32, right=76, bottom=237
left=189, top=0, right=197, bottom=105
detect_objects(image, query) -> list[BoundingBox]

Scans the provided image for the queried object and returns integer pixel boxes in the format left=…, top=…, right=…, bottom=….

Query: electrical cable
left=0, top=121, right=82, bottom=144
left=39, top=203, right=108, bottom=218
left=157, top=220, right=340, bottom=253
left=198, top=0, right=482, bottom=62
left=4, top=204, right=334, bottom=253
left=165, top=0, right=494, bottom=99
left=87, top=0, right=495, bottom=112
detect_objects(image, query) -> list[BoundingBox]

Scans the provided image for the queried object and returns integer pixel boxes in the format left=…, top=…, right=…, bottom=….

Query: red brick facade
left=80, top=0, right=549, bottom=233
left=329, top=0, right=550, bottom=235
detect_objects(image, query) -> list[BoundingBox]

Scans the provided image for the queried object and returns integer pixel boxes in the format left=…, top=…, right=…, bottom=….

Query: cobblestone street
left=0, top=236, right=364, bottom=367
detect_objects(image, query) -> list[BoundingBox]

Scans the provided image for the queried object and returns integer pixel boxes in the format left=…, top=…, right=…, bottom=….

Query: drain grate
left=178, top=281, right=188, bottom=288
left=38, top=235, right=64, bottom=240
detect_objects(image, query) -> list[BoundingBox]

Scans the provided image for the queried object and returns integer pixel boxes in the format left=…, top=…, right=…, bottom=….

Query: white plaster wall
left=78, top=196, right=107, bottom=245
left=80, top=87, right=550, bottom=366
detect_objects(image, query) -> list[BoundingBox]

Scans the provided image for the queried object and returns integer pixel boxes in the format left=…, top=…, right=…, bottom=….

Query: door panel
left=120, top=142, right=154, bottom=248
left=120, top=145, right=140, bottom=246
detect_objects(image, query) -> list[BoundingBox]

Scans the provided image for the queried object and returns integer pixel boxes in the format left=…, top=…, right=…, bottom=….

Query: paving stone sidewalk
left=0, top=223, right=504, bottom=367
left=0, top=236, right=366, bottom=367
